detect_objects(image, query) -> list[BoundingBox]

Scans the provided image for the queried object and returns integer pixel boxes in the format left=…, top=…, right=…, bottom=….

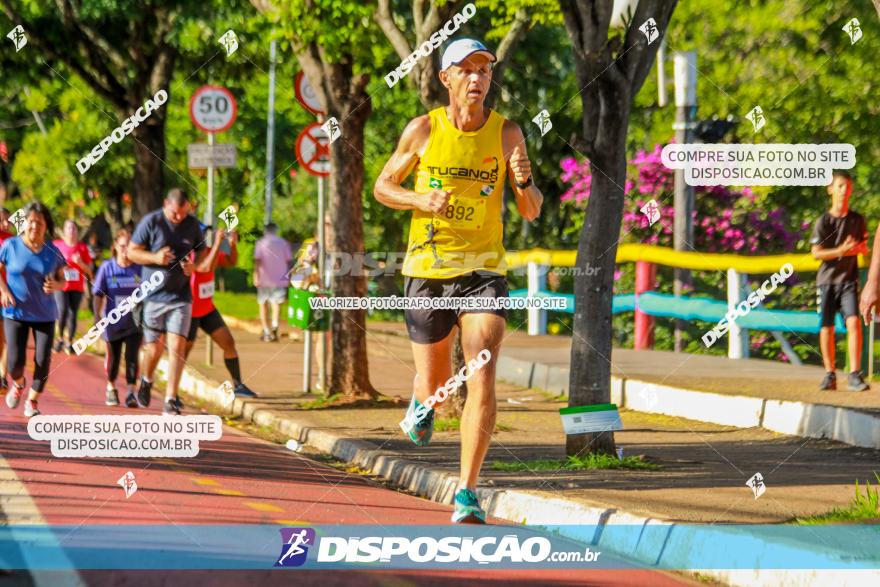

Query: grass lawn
left=77, top=291, right=266, bottom=323
left=491, top=453, right=659, bottom=472
left=796, top=474, right=880, bottom=524
left=213, top=291, right=264, bottom=321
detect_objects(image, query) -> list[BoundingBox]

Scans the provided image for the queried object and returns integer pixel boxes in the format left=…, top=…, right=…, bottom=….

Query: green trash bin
left=287, top=288, right=331, bottom=331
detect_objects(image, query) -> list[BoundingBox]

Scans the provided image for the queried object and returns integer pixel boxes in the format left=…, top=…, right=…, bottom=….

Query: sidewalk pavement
left=495, top=332, right=880, bottom=450
left=171, top=320, right=880, bottom=526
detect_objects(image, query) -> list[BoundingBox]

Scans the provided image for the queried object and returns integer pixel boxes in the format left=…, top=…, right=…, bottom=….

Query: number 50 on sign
left=189, top=85, right=238, bottom=133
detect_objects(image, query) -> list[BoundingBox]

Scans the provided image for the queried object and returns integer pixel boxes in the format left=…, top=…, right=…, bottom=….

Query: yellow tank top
left=402, top=106, right=507, bottom=279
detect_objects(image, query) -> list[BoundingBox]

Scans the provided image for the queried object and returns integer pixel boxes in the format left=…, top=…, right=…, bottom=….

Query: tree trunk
left=327, top=89, right=378, bottom=400
left=567, top=103, right=629, bottom=458
left=131, top=119, right=166, bottom=218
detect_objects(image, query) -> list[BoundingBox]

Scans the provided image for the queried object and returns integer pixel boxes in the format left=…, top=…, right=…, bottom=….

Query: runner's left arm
left=860, top=223, right=880, bottom=324
left=218, top=231, right=238, bottom=268
left=91, top=263, right=107, bottom=320
left=503, top=121, right=543, bottom=222
left=195, top=229, right=227, bottom=273
left=71, top=245, right=94, bottom=280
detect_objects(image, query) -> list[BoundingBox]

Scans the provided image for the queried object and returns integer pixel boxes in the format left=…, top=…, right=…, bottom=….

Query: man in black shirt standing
left=128, top=188, right=207, bottom=414
left=810, top=170, right=870, bottom=391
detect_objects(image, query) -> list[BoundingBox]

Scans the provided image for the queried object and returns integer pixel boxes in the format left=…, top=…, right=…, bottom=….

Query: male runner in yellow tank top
left=374, top=39, right=543, bottom=524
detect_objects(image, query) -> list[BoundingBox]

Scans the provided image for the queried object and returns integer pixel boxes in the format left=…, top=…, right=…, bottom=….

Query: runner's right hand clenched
left=419, top=189, right=451, bottom=215
left=0, top=290, right=15, bottom=308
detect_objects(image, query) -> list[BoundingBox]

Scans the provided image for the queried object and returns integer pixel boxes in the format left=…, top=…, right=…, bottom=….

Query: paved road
left=0, top=350, right=696, bottom=586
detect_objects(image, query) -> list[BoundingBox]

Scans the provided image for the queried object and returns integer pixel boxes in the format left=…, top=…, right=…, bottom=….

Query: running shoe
left=105, top=387, right=119, bottom=406
left=64, top=342, right=74, bottom=355
left=260, top=330, right=271, bottom=342
left=451, top=488, right=486, bottom=524
left=163, top=397, right=181, bottom=416
left=53, top=340, right=64, bottom=353
left=0, top=376, right=7, bottom=392
left=401, top=394, right=434, bottom=446
left=818, top=371, right=836, bottom=391
left=125, top=391, right=138, bottom=408
left=136, top=378, right=152, bottom=408
left=6, top=384, right=23, bottom=409
left=23, top=399, right=40, bottom=418
left=233, top=382, right=258, bottom=397
left=848, top=371, right=870, bottom=392
left=270, top=328, right=279, bottom=342
left=172, top=396, right=184, bottom=410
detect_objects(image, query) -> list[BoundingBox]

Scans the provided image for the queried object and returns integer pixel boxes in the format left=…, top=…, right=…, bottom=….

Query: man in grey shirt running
left=128, top=188, right=207, bottom=414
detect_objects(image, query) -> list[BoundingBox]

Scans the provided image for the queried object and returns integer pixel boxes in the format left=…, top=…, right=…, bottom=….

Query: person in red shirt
left=0, top=208, right=12, bottom=391
left=185, top=226, right=256, bottom=397
left=52, top=220, right=93, bottom=354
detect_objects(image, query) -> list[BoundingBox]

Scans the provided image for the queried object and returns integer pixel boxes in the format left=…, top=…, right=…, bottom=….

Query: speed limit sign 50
left=189, top=85, right=238, bottom=133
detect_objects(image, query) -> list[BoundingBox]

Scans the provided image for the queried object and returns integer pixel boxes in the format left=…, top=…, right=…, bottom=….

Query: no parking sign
left=295, top=122, right=330, bottom=177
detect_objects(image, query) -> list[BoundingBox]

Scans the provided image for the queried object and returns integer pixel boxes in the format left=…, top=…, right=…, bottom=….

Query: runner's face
left=63, top=220, right=77, bottom=241
left=827, top=176, right=851, bottom=210
left=25, top=212, right=47, bottom=243
left=115, top=236, right=130, bottom=263
left=443, top=54, right=492, bottom=106
left=0, top=210, right=8, bottom=231
left=164, top=200, right=190, bottom=224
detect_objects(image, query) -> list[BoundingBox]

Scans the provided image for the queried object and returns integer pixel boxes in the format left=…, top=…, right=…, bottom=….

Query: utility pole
left=673, top=52, right=696, bottom=352
left=264, top=39, right=277, bottom=227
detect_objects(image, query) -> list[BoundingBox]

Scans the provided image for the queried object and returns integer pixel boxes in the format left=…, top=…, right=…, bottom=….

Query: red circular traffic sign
left=189, top=85, right=237, bottom=133
left=295, top=72, right=325, bottom=116
left=295, top=122, right=330, bottom=177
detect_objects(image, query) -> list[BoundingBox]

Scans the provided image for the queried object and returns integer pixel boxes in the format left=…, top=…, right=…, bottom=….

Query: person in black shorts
left=0, top=202, right=67, bottom=417
left=127, top=188, right=207, bottom=414
left=810, top=170, right=870, bottom=391
left=92, top=229, right=143, bottom=407
left=373, top=39, right=544, bottom=523
left=184, top=224, right=256, bottom=397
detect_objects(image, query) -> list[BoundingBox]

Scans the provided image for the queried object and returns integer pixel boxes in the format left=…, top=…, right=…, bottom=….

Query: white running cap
left=440, top=38, right=496, bottom=72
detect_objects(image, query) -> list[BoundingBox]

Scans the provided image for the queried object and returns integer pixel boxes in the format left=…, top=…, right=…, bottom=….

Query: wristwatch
left=514, top=175, right=533, bottom=189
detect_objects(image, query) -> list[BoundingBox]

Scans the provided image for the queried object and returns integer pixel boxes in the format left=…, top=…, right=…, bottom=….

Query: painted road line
left=243, top=502, right=284, bottom=513
left=213, top=489, right=245, bottom=496
left=0, top=451, right=87, bottom=587
left=192, top=478, right=220, bottom=486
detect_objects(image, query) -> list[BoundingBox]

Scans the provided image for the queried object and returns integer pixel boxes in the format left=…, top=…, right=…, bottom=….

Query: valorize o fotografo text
left=73, top=270, right=165, bottom=355
left=76, top=89, right=168, bottom=174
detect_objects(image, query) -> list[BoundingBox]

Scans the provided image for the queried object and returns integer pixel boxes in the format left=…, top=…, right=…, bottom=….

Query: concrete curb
left=496, top=358, right=880, bottom=450
left=152, top=356, right=877, bottom=586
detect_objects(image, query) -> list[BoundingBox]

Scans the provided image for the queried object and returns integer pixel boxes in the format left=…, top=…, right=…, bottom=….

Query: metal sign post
left=189, top=84, right=238, bottom=368
left=316, top=140, right=326, bottom=393
left=205, top=131, right=215, bottom=366
left=295, top=119, right=330, bottom=394
left=672, top=52, right=697, bottom=353
left=265, top=40, right=277, bottom=227
left=295, top=74, right=328, bottom=394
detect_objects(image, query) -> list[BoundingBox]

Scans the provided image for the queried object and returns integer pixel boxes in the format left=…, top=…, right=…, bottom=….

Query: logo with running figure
left=411, top=222, right=443, bottom=268
left=275, top=528, right=316, bottom=567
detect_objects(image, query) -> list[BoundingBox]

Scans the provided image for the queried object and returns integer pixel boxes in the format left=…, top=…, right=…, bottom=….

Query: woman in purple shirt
left=93, top=229, right=143, bottom=408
